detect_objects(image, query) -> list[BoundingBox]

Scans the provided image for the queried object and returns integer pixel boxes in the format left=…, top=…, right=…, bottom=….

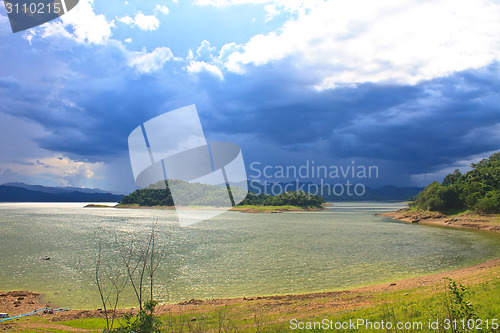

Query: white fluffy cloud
left=222, top=0, right=500, bottom=88
left=40, top=0, right=114, bottom=44
left=128, top=47, right=174, bottom=73
left=218, top=42, right=244, bottom=61
left=185, top=40, right=223, bottom=79
left=119, top=12, right=160, bottom=31
left=155, top=5, right=170, bottom=15
left=118, top=16, right=134, bottom=25
left=187, top=61, right=223, bottom=80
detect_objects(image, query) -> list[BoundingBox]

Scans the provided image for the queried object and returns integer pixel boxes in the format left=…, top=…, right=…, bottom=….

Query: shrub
left=111, top=300, right=162, bottom=333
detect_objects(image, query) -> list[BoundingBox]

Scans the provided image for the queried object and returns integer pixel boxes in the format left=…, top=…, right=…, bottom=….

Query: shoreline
left=2, top=256, right=499, bottom=318
left=0, top=250, right=500, bottom=316
left=85, top=203, right=328, bottom=213
left=379, top=207, right=500, bottom=233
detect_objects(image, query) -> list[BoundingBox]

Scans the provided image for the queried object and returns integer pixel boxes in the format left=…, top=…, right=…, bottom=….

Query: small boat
left=41, top=257, right=51, bottom=261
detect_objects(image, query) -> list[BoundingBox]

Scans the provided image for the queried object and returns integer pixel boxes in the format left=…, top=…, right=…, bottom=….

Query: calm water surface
left=1, top=202, right=499, bottom=309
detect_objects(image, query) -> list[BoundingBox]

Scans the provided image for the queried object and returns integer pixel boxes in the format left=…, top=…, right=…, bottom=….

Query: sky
left=0, top=0, right=499, bottom=194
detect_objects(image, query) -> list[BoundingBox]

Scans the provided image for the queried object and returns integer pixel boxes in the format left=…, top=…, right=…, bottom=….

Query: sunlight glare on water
left=0, top=202, right=499, bottom=309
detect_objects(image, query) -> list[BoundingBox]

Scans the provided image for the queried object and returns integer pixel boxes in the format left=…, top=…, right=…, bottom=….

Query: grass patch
left=59, top=318, right=109, bottom=330
left=114, top=204, right=140, bottom=208
left=84, top=204, right=113, bottom=208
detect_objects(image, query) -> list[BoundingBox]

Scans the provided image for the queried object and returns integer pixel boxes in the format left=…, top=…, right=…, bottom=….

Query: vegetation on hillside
left=120, top=180, right=325, bottom=208
left=239, top=191, right=324, bottom=208
left=411, top=152, right=500, bottom=213
left=120, top=180, right=247, bottom=207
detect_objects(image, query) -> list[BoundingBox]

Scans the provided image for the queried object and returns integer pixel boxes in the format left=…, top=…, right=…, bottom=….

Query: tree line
left=239, top=191, right=325, bottom=208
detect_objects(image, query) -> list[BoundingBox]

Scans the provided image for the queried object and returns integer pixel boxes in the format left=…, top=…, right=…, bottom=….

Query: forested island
left=116, top=179, right=325, bottom=212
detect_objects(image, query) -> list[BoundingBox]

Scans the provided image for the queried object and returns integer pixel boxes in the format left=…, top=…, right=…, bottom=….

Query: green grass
left=114, top=204, right=140, bottom=208
left=258, top=275, right=500, bottom=332
left=59, top=318, right=109, bottom=330
left=84, top=204, right=113, bottom=208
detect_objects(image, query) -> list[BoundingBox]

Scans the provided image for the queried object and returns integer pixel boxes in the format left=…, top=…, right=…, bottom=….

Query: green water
left=1, top=202, right=499, bottom=309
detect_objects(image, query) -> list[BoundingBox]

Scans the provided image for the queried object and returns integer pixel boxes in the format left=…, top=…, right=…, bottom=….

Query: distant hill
left=2, top=182, right=120, bottom=195
left=248, top=181, right=422, bottom=201
left=0, top=183, right=124, bottom=202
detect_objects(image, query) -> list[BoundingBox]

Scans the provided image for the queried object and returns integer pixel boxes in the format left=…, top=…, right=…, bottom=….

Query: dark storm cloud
left=199, top=62, right=500, bottom=176
left=1, top=34, right=499, bottom=184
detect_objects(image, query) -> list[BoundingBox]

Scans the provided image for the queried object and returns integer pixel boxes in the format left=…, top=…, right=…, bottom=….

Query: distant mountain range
left=247, top=181, right=422, bottom=201
left=0, top=181, right=422, bottom=203
left=0, top=183, right=124, bottom=202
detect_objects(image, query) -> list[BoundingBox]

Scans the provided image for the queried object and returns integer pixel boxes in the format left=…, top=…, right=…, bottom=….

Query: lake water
left=1, top=202, right=499, bottom=309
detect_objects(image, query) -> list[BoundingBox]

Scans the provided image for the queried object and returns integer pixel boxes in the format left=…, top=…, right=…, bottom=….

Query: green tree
left=442, top=169, right=462, bottom=186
